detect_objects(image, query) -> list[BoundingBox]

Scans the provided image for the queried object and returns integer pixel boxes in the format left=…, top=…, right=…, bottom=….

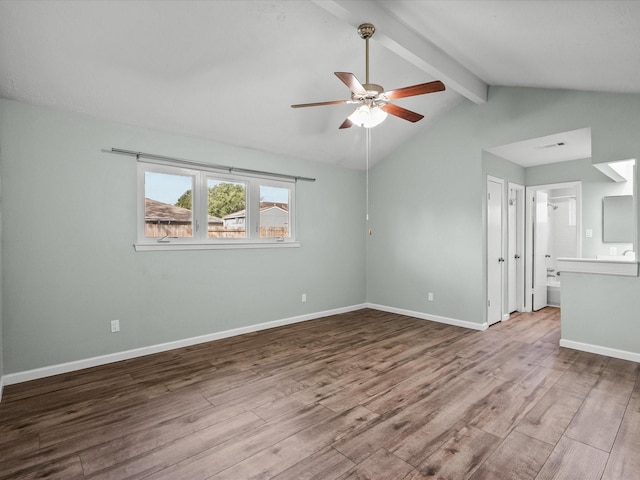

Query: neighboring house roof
left=260, top=202, right=288, bottom=211
left=145, top=198, right=222, bottom=224
left=223, top=203, right=288, bottom=220
left=223, top=209, right=246, bottom=220
left=260, top=205, right=288, bottom=215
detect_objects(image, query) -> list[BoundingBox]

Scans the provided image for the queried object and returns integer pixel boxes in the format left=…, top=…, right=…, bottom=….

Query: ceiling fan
left=291, top=23, right=445, bottom=129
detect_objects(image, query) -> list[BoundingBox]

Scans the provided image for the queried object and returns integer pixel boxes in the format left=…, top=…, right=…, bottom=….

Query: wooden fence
left=145, top=223, right=288, bottom=239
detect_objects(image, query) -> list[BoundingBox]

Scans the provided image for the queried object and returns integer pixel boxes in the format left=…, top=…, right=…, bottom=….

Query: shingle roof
left=145, top=198, right=222, bottom=224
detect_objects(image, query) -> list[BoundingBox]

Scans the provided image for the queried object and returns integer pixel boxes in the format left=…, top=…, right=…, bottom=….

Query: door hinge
left=487, top=299, right=491, bottom=307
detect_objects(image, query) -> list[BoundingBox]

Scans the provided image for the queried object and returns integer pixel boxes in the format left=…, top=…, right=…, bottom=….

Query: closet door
left=487, top=177, right=504, bottom=325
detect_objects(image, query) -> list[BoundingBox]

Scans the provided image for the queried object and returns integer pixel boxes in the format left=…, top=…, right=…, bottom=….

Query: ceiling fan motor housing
left=352, top=83, right=386, bottom=106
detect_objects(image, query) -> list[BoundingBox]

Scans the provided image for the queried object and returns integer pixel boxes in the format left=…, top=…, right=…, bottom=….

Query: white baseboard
left=367, top=303, right=488, bottom=331
left=3, top=303, right=367, bottom=386
left=560, top=339, right=640, bottom=364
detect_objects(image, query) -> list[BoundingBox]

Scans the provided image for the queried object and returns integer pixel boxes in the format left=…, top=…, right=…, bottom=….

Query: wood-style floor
left=1, top=307, right=639, bottom=479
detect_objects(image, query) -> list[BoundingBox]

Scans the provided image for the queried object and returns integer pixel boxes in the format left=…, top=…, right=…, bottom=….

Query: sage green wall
left=526, top=158, right=633, bottom=258
left=482, top=152, right=525, bottom=186
left=0, top=127, right=3, bottom=383
left=0, top=99, right=366, bottom=374
left=4, top=85, right=640, bottom=375
left=562, top=273, right=640, bottom=354
left=368, top=86, right=640, bottom=330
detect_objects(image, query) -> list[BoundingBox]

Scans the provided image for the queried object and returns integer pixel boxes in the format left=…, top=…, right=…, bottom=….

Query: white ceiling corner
left=1, top=1, right=639, bottom=170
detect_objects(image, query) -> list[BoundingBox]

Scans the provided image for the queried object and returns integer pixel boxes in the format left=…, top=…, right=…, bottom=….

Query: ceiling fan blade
left=335, top=72, right=367, bottom=96
left=383, top=80, right=445, bottom=100
left=291, top=99, right=350, bottom=108
left=339, top=117, right=353, bottom=129
left=380, top=103, right=424, bottom=123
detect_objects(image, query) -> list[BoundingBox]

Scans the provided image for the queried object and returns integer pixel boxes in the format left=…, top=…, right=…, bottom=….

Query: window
left=137, top=162, right=296, bottom=250
left=259, top=183, right=291, bottom=239
left=143, top=170, right=195, bottom=240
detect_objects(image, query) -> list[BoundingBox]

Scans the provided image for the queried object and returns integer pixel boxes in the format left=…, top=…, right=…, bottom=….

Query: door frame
left=525, top=181, right=582, bottom=312
left=507, top=182, right=525, bottom=315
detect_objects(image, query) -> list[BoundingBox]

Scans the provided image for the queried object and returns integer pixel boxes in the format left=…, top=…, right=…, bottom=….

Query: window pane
left=259, top=185, right=290, bottom=238
left=207, top=178, right=247, bottom=239
left=144, top=172, right=194, bottom=238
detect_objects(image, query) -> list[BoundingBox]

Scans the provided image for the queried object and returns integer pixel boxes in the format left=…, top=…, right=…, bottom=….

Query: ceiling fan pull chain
left=366, top=127, right=370, bottom=222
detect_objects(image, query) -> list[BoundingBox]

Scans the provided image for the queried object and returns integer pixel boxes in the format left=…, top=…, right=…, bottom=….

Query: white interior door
left=508, top=184, right=524, bottom=313
left=487, top=177, right=504, bottom=325
left=533, top=191, right=548, bottom=310
left=508, top=195, right=517, bottom=312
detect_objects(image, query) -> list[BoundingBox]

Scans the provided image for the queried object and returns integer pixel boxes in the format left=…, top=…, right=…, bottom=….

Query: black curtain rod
left=109, top=148, right=316, bottom=183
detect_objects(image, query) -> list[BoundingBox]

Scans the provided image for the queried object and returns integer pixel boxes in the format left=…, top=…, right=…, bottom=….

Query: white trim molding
left=557, top=257, right=639, bottom=277
left=3, top=304, right=367, bottom=386
left=134, top=241, right=300, bottom=252
left=3, top=303, right=488, bottom=388
left=560, top=339, right=640, bottom=364
left=367, top=303, right=488, bottom=331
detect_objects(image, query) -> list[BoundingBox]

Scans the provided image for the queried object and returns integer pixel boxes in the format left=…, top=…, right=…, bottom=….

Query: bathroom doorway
left=525, top=182, right=582, bottom=311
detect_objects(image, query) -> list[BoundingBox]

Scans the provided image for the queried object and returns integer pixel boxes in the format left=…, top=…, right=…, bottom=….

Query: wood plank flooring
left=1, top=307, right=639, bottom=479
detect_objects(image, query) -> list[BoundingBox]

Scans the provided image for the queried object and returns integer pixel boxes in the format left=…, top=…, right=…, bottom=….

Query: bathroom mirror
left=603, top=195, right=634, bottom=242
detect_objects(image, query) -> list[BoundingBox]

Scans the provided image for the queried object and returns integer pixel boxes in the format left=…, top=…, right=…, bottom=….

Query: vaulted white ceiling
left=1, top=1, right=639, bottom=169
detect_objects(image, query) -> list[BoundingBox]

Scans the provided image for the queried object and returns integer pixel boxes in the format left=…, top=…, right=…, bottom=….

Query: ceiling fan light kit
left=348, top=104, right=388, bottom=128
left=291, top=23, right=445, bottom=129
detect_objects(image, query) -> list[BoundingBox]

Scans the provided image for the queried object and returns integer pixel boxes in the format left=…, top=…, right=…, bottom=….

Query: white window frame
left=257, top=178, right=295, bottom=240
left=136, top=161, right=298, bottom=251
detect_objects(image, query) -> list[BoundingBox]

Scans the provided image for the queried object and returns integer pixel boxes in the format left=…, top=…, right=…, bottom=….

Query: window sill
left=134, top=241, right=300, bottom=252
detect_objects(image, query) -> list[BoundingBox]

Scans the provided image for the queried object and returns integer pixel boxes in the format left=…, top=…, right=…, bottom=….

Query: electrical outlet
left=428, top=292, right=434, bottom=302
left=301, top=293, right=307, bottom=303
left=586, top=229, right=593, bottom=238
left=110, top=319, right=120, bottom=333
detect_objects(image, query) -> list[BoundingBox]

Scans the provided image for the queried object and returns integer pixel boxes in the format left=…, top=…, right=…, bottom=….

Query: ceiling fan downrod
left=357, top=23, right=375, bottom=85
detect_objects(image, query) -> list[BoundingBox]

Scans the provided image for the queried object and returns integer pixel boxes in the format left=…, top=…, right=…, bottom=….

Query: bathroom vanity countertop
left=557, top=257, right=639, bottom=277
